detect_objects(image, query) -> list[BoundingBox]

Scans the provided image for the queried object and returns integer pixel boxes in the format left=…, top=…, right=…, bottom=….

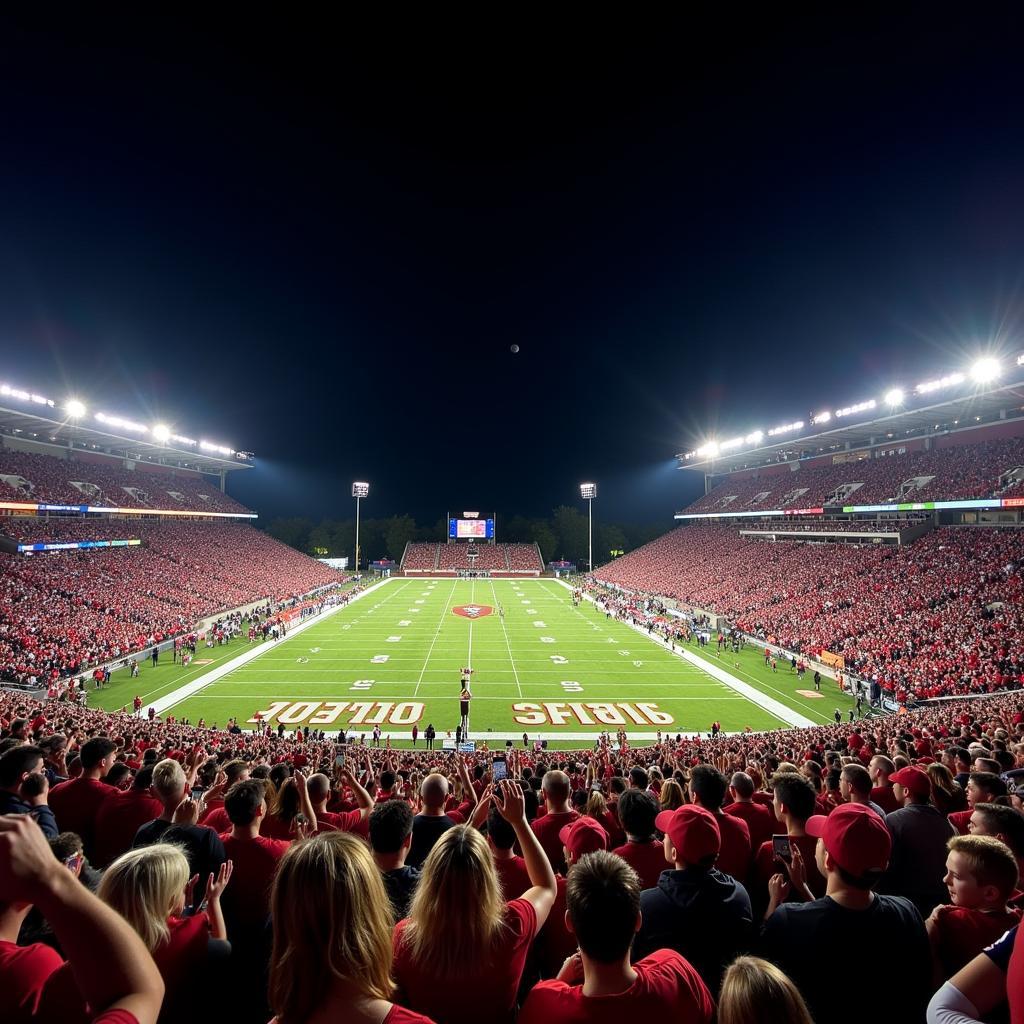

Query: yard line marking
left=491, top=579, right=522, bottom=698
left=414, top=578, right=459, bottom=697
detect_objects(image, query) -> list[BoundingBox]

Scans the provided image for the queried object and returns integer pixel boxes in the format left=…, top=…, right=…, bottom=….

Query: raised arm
left=339, top=768, right=375, bottom=820
left=493, top=780, right=556, bottom=927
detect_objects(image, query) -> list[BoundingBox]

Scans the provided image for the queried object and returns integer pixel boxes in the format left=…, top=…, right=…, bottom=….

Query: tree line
left=263, top=507, right=671, bottom=568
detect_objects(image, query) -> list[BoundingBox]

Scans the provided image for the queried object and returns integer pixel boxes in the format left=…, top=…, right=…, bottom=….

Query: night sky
left=2, top=10, right=1024, bottom=526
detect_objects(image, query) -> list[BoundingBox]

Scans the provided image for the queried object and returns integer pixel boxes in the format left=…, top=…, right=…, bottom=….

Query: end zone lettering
left=512, top=701, right=673, bottom=726
left=248, top=701, right=424, bottom=726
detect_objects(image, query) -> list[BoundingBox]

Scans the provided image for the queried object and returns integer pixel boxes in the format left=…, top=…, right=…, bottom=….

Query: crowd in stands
left=405, top=542, right=543, bottom=572
left=0, top=521, right=343, bottom=687
left=738, top=516, right=925, bottom=534
left=1, top=685, right=1023, bottom=1023
left=596, top=525, right=1024, bottom=701
left=402, top=543, right=439, bottom=570
left=685, top=434, right=1024, bottom=513
left=0, top=449, right=250, bottom=514
left=506, top=543, right=545, bottom=571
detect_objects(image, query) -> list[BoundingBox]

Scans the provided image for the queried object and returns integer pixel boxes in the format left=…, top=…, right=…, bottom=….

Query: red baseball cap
left=559, top=817, right=609, bottom=861
left=805, top=803, right=891, bottom=878
left=655, top=804, right=720, bottom=864
left=890, top=765, right=931, bottom=798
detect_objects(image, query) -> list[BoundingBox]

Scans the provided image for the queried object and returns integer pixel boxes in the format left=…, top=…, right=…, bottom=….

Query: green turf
left=92, top=578, right=855, bottom=746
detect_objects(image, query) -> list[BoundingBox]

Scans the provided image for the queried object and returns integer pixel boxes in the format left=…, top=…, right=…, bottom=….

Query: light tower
left=580, top=482, right=597, bottom=573
left=352, top=481, right=369, bottom=572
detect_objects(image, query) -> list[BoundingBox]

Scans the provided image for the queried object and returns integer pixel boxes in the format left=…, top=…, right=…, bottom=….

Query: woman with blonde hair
left=393, top=779, right=557, bottom=1024
left=719, top=956, right=815, bottom=1024
left=926, top=762, right=965, bottom=816
left=584, top=787, right=623, bottom=846
left=659, top=778, right=686, bottom=811
left=98, top=844, right=233, bottom=1024
left=268, top=831, right=433, bottom=1024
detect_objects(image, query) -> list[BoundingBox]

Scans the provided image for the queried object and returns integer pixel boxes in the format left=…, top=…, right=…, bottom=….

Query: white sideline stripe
left=148, top=577, right=400, bottom=715
left=551, top=579, right=815, bottom=729
left=321, top=731, right=736, bottom=741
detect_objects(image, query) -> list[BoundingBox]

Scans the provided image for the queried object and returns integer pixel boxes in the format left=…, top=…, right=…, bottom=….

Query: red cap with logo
left=654, top=804, right=721, bottom=864
left=559, top=817, right=609, bottom=861
left=890, top=765, right=931, bottom=798
left=805, top=803, right=891, bottom=878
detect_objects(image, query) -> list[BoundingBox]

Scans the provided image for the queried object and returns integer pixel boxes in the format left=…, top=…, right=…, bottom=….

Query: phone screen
left=335, top=750, right=346, bottom=768
left=492, top=759, right=508, bottom=781
left=772, top=835, right=792, bottom=862
left=190, top=786, right=204, bottom=802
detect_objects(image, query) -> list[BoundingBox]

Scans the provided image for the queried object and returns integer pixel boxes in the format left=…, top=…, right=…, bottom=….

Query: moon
left=510, top=344, right=520, bottom=353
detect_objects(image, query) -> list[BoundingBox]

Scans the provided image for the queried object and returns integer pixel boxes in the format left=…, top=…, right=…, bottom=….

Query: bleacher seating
left=506, top=542, right=544, bottom=571
left=0, top=448, right=251, bottom=513
left=596, top=524, right=1024, bottom=700
left=402, top=542, right=439, bottom=570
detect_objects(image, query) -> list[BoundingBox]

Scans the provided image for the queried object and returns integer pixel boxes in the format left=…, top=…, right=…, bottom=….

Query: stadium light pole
left=580, top=483, right=596, bottom=573
left=352, top=482, right=369, bottom=572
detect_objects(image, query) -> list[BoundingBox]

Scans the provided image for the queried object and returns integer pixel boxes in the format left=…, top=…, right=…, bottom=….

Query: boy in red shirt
left=48, top=736, right=119, bottom=861
left=927, top=833, right=1021, bottom=981
left=532, top=771, right=580, bottom=873
left=519, top=849, right=714, bottom=1024
left=611, top=790, right=668, bottom=890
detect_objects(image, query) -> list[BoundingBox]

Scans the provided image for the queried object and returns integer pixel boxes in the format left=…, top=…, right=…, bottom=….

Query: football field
left=94, top=578, right=855, bottom=747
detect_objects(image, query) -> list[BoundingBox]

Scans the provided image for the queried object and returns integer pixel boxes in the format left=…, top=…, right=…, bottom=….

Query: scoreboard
left=449, top=518, right=494, bottom=539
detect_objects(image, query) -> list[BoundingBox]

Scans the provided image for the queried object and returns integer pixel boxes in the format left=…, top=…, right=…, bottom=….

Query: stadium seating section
left=403, top=541, right=543, bottom=573
left=684, top=434, right=1024, bottom=512
left=596, top=524, right=1024, bottom=700
left=0, top=520, right=341, bottom=685
left=0, top=448, right=251, bottom=513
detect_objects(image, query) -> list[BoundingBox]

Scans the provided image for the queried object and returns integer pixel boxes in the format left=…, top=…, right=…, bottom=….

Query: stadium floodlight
left=767, top=420, right=804, bottom=437
left=835, top=399, right=876, bottom=418
left=352, top=482, right=370, bottom=572
left=719, top=436, right=746, bottom=451
left=884, top=388, right=905, bottom=407
left=811, top=411, right=831, bottom=425
left=151, top=424, right=171, bottom=443
left=1018, top=353, right=1024, bottom=366
left=580, top=483, right=597, bottom=574
left=65, top=399, right=87, bottom=418
left=970, top=357, right=1001, bottom=385
left=915, top=372, right=965, bottom=395
left=96, top=412, right=149, bottom=433
left=695, top=441, right=719, bottom=459
left=745, top=430, right=764, bottom=445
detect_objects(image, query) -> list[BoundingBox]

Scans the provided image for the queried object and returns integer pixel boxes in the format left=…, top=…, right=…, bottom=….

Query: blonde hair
left=97, top=844, right=190, bottom=952
left=151, top=758, right=186, bottom=802
left=659, top=779, right=685, bottom=811
left=269, top=832, right=395, bottom=1024
left=401, top=824, right=507, bottom=977
left=585, top=790, right=609, bottom=819
left=719, top=956, right=815, bottom=1024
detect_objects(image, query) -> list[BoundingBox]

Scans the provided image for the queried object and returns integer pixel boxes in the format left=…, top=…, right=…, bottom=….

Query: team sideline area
left=88, top=578, right=852, bottom=742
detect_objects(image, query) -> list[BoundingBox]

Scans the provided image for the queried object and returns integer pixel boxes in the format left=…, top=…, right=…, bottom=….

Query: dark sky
left=2, top=9, right=1024, bottom=525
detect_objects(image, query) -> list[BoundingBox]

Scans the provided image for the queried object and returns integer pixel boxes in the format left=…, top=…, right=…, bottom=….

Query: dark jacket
left=0, top=790, right=58, bottom=838
left=634, top=866, right=753, bottom=994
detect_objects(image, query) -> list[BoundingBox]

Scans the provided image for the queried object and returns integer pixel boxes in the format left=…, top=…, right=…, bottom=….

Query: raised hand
left=493, top=779, right=526, bottom=824
left=205, top=860, right=233, bottom=903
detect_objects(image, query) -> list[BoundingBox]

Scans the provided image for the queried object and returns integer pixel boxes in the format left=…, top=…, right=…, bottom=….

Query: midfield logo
left=452, top=604, right=493, bottom=619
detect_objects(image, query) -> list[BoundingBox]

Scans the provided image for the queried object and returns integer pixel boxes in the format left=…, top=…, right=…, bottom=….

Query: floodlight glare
left=885, top=388, right=905, bottom=407
left=65, top=399, right=87, bottom=418
left=811, top=411, right=831, bottom=425
left=745, top=430, right=764, bottom=445
left=580, top=482, right=597, bottom=499
left=970, top=357, right=1001, bottom=384
left=352, top=481, right=370, bottom=498
left=152, top=424, right=171, bottom=442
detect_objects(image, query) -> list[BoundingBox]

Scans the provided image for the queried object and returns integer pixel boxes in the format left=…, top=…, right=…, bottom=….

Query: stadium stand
left=0, top=521, right=342, bottom=686
left=404, top=542, right=544, bottom=575
left=0, top=448, right=251, bottom=513
left=684, top=434, right=1024, bottom=513
left=505, top=543, right=544, bottom=572
left=595, top=524, right=1024, bottom=700
left=401, top=542, right=440, bottom=571
left=1, top=683, right=1021, bottom=1023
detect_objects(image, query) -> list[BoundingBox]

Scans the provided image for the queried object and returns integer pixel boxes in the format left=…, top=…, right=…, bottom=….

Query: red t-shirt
left=48, top=777, right=119, bottom=859
left=201, top=806, right=231, bottom=834
left=219, top=832, right=290, bottom=928
left=713, top=811, right=751, bottom=881
left=271, top=1008, right=433, bottom=1024
left=393, top=898, right=538, bottom=1024
left=612, top=840, right=668, bottom=891
left=93, top=788, right=164, bottom=868
left=871, top=785, right=899, bottom=815
left=0, top=942, right=88, bottom=1023
left=535, top=875, right=574, bottom=979
left=316, top=808, right=364, bottom=834
left=493, top=854, right=532, bottom=900
left=948, top=809, right=972, bottom=836
left=532, top=810, right=580, bottom=873
left=932, top=905, right=1022, bottom=977
left=153, top=913, right=211, bottom=1020
left=723, top=801, right=775, bottom=854
left=753, top=834, right=827, bottom=900
left=518, top=949, right=714, bottom=1024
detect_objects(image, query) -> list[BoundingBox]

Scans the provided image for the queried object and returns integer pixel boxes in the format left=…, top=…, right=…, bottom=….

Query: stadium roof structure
left=0, top=381, right=254, bottom=474
left=678, top=355, right=1024, bottom=477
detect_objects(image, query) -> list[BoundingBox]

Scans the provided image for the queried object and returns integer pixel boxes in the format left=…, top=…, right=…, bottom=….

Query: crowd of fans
left=596, top=525, right=1024, bottom=702
left=0, top=521, right=343, bottom=687
left=0, top=449, right=251, bottom=514
left=0, top=685, right=1022, bottom=1023
left=686, top=434, right=1024, bottom=513
left=404, top=542, right=543, bottom=573
left=738, top=516, right=926, bottom=535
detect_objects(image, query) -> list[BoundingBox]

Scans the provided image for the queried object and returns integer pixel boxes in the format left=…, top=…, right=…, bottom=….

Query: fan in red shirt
left=393, top=780, right=557, bottom=1024
left=927, top=834, right=1021, bottom=981
left=723, top=772, right=775, bottom=854
left=688, top=766, right=751, bottom=881
left=307, top=769, right=374, bottom=835
left=612, top=790, right=669, bottom=890
left=531, top=770, right=580, bottom=873
left=96, top=844, right=233, bottom=1024
left=949, top=773, right=1008, bottom=836
left=93, top=767, right=164, bottom=869
left=0, top=813, right=165, bottom=1024
left=268, top=830, right=434, bottom=1024
left=485, top=802, right=533, bottom=899
left=868, top=755, right=900, bottom=815
left=48, top=736, right=120, bottom=862
left=519, top=850, right=714, bottom=1024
